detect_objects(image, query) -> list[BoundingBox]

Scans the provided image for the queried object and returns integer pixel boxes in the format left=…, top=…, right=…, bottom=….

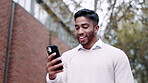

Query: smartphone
left=47, top=45, right=63, bottom=70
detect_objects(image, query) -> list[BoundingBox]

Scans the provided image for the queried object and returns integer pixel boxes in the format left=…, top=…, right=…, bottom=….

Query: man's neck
left=82, top=38, right=99, bottom=50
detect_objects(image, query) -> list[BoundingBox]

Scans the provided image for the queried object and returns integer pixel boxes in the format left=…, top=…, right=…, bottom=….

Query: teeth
left=80, top=37, right=84, bottom=38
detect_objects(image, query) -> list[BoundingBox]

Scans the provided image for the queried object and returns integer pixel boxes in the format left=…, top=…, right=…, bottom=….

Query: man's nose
left=78, top=28, right=84, bottom=35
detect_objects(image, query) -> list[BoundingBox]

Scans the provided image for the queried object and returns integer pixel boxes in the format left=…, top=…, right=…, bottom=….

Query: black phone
left=47, top=45, right=63, bottom=70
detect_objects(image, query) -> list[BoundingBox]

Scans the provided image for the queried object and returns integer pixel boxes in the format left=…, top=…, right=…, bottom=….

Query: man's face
left=75, top=16, right=98, bottom=47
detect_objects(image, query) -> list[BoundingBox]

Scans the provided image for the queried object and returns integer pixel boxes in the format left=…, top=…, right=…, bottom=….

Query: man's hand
left=46, top=53, right=64, bottom=80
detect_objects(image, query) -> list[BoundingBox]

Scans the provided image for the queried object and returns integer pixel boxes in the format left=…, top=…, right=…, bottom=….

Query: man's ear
left=94, top=25, right=99, bottom=34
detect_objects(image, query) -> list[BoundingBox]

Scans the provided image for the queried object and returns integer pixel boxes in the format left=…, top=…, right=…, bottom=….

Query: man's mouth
left=79, top=36, right=86, bottom=42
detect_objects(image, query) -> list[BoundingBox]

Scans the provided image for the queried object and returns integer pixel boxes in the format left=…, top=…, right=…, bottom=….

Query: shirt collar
left=77, top=39, right=103, bottom=51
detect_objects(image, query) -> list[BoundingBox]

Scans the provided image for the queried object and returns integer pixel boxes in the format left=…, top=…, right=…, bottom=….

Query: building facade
left=0, top=0, right=77, bottom=83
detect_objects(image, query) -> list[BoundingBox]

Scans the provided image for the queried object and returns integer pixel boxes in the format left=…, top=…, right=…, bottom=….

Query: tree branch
left=116, top=1, right=133, bottom=22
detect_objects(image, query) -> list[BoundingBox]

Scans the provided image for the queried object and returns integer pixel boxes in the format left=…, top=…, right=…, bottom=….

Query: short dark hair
left=74, top=9, right=99, bottom=26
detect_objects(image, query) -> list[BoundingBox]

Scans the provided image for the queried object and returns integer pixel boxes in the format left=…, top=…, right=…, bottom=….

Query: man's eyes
left=75, top=26, right=79, bottom=30
left=75, top=24, right=89, bottom=30
left=82, top=25, right=89, bottom=28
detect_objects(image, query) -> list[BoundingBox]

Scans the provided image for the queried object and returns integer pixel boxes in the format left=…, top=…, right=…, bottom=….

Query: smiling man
left=46, top=9, right=134, bottom=83
left=75, top=15, right=99, bottom=49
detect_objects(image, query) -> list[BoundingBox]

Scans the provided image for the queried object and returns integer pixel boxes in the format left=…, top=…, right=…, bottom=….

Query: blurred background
left=0, top=0, right=147, bottom=83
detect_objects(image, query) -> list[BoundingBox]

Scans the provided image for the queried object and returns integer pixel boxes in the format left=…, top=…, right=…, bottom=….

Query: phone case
left=47, top=45, right=63, bottom=70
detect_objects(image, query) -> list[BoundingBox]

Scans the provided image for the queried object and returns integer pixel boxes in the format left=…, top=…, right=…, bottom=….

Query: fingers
left=47, top=53, right=56, bottom=62
left=47, top=57, right=62, bottom=68
left=46, top=52, right=64, bottom=76
left=47, top=63, right=64, bottom=75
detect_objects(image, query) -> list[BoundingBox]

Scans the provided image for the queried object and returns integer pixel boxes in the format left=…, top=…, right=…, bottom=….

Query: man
left=46, top=9, right=134, bottom=83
